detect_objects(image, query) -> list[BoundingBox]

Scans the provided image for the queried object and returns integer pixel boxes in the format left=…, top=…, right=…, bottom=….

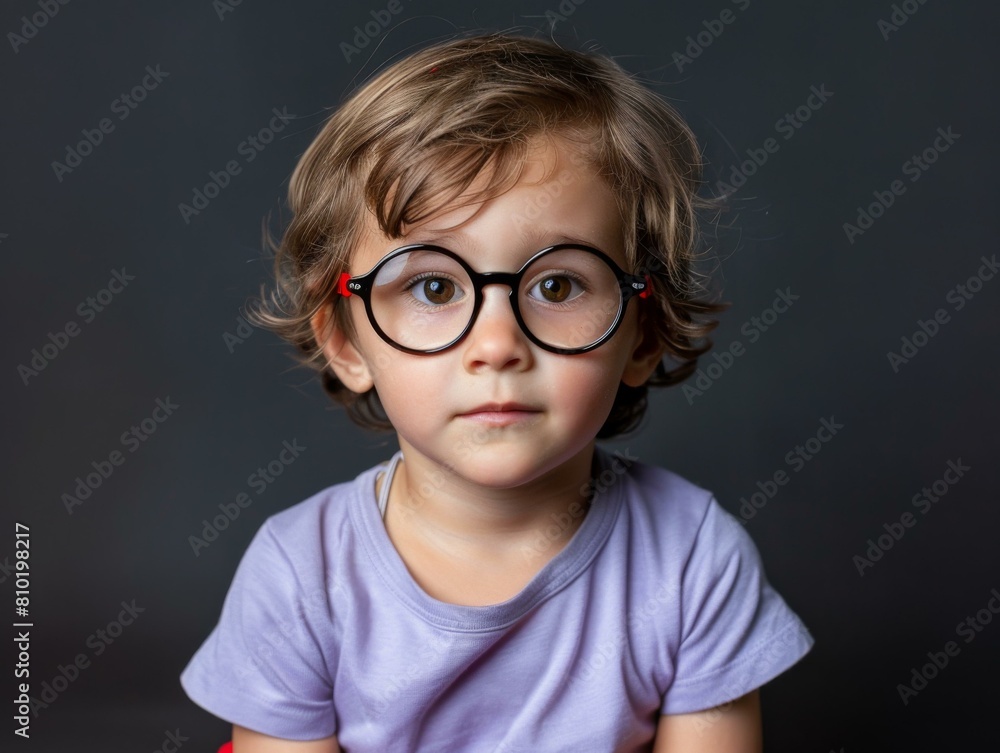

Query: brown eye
left=538, top=275, right=572, bottom=302
left=417, top=278, right=456, bottom=305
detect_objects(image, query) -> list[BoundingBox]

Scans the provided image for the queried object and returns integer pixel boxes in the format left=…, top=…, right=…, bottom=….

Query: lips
left=457, top=402, right=542, bottom=426
left=462, top=402, right=537, bottom=414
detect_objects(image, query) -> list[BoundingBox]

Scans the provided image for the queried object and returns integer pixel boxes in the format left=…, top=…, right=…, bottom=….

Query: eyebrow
left=409, top=230, right=606, bottom=251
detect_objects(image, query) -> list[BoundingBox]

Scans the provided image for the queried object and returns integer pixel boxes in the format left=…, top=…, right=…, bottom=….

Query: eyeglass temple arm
left=623, top=273, right=653, bottom=300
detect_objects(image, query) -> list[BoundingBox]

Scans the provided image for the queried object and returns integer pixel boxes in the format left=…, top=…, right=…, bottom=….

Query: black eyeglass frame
left=335, top=242, right=651, bottom=356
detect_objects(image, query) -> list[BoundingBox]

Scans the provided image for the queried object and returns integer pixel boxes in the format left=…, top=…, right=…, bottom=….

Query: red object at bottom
left=217, top=743, right=233, bottom=753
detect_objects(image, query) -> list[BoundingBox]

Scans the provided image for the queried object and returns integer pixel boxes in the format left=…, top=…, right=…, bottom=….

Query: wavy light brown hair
left=248, top=31, right=729, bottom=438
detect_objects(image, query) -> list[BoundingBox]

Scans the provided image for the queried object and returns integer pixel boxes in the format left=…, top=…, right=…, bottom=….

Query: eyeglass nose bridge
left=461, top=269, right=532, bottom=344
left=472, top=270, right=522, bottom=290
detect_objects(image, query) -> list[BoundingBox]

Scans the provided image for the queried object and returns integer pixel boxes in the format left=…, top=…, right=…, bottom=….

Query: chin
left=434, top=442, right=588, bottom=490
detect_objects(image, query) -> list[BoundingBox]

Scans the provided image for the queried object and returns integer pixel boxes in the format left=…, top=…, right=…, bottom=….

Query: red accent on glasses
left=638, top=275, right=653, bottom=299
left=336, top=272, right=352, bottom=297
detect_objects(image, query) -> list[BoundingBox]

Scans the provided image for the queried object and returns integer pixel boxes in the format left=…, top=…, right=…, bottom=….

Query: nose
left=461, top=284, right=533, bottom=373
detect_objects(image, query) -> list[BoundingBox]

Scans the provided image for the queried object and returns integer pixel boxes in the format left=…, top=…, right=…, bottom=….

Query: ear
left=621, top=308, right=667, bottom=388
left=310, top=302, right=375, bottom=394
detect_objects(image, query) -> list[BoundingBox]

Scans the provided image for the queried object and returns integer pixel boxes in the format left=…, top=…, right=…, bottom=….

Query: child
left=181, top=31, right=814, bottom=752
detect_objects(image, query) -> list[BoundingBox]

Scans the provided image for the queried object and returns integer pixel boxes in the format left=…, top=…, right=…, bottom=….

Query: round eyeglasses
left=334, top=243, right=651, bottom=355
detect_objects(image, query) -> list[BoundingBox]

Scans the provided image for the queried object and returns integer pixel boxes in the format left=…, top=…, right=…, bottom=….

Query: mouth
left=457, top=402, right=543, bottom=426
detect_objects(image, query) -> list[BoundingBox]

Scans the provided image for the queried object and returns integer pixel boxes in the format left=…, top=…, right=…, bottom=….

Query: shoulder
left=264, top=460, right=381, bottom=548
left=237, top=460, right=383, bottom=587
left=265, top=476, right=356, bottom=541
left=602, top=448, right=783, bottom=621
left=200, top=462, right=387, bottom=649
left=592, top=451, right=814, bottom=715
left=604, top=448, right=723, bottom=549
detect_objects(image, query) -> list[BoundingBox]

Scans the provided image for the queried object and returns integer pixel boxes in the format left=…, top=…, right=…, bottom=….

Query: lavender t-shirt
left=181, top=447, right=814, bottom=751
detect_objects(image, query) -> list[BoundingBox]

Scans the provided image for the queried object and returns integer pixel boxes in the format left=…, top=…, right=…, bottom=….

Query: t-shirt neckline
left=350, top=447, right=624, bottom=632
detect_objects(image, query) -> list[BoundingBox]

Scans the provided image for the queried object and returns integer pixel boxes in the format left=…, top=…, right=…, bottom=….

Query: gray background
left=3, top=1, right=998, bottom=750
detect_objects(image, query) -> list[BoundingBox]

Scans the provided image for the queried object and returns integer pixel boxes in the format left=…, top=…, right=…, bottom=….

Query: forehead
left=352, top=134, right=625, bottom=269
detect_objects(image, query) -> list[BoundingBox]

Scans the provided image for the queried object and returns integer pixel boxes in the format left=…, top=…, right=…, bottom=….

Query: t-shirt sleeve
left=180, top=518, right=338, bottom=740
left=660, top=496, right=814, bottom=715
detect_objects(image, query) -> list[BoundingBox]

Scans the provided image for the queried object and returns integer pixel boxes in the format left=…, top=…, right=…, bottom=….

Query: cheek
left=543, top=356, right=627, bottom=421
left=368, top=357, right=416, bottom=406
left=351, top=320, right=413, bottom=389
left=551, top=326, right=638, bottom=417
left=366, top=347, right=452, bottom=415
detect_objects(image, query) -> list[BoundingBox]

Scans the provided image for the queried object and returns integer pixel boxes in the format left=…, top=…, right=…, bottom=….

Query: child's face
left=317, top=134, right=663, bottom=490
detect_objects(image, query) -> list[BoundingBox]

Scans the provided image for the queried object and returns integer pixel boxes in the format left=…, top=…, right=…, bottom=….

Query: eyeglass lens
left=367, top=248, right=623, bottom=351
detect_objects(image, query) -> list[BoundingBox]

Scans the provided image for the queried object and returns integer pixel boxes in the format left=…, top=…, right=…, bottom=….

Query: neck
left=389, top=440, right=597, bottom=562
